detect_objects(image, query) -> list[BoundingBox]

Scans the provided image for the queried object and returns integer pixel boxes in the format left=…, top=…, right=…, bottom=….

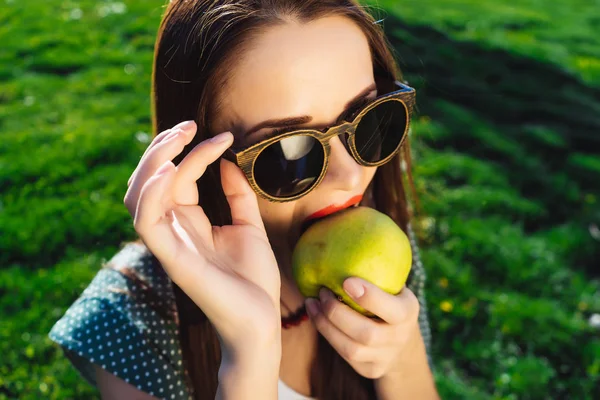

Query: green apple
left=292, top=206, right=412, bottom=316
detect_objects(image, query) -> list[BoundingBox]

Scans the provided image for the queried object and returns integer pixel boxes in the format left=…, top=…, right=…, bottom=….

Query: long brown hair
left=116, top=1, right=419, bottom=398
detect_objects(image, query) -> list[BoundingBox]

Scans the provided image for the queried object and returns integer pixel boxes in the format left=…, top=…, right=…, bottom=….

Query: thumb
left=220, top=157, right=266, bottom=232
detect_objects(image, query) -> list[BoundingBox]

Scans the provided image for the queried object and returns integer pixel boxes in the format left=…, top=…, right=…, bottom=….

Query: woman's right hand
left=123, top=120, right=282, bottom=357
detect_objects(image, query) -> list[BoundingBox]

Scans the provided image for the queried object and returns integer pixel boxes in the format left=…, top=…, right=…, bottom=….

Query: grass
left=1, top=0, right=599, bottom=399
left=368, top=0, right=600, bottom=84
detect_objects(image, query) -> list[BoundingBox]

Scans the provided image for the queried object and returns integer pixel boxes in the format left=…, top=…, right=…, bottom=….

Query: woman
left=49, top=0, right=439, bottom=399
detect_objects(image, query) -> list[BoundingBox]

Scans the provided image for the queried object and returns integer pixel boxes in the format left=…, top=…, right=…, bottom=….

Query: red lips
left=304, top=195, right=363, bottom=223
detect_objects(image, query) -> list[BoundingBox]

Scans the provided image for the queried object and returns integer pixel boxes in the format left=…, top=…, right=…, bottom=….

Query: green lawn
left=1, top=1, right=599, bottom=399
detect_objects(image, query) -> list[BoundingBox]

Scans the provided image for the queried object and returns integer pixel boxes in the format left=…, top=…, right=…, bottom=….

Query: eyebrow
left=244, top=82, right=377, bottom=138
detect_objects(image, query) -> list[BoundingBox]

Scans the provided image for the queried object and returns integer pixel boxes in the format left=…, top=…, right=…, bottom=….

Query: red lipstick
left=305, top=194, right=363, bottom=223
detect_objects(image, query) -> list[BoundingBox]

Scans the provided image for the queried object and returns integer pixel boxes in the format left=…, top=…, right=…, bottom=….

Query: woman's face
left=212, top=15, right=378, bottom=254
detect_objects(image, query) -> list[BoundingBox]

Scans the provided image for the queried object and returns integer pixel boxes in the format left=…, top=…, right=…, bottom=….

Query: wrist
left=218, top=344, right=281, bottom=400
left=218, top=355, right=280, bottom=383
left=221, top=335, right=282, bottom=374
left=375, top=328, right=439, bottom=400
left=382, top=325, right=425, bottom=380
left=220, top=317, right=282, bottom=361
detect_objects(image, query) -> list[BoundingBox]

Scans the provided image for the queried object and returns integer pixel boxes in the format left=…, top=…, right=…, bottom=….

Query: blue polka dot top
left=48, top=224, right=432, bottom=400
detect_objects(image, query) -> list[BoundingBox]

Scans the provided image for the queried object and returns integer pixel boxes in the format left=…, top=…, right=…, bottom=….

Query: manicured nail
left=173, top=120, right=195, bottom=132
left=210, top=132, right=232, bottom=144
left=319, top=287, right=333, bottom=303
left=344, top=278, right=365, bottom=299
left=305, top=298, right=321, bottom=316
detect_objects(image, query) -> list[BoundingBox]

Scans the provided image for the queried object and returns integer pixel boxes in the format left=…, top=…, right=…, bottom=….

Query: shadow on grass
left=377, top=16, right=599, bottom=400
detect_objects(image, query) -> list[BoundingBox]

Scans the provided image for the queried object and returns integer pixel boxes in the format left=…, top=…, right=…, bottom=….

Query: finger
left=134, top=162, right=246, bottom=320
left=133, top=161, right=179, bottom=260
left=173, top=131, right=234, bottom=205
left=172, top=205, right=215, bottom=250
left=133, top=123, right=196, bottom=186
left=127, top=120, right=196, bottom=187
left=306, top=299, right=376, bottom=364
left=343, top=278, right=419, bottom=325
left=351, top=362, right=389, bottom=380
left=220, top=157, right=266, bottom=233
left=132, top=159, right=276, bottom=338
left=318, top=287, right=396, bottom=347
left=127, top=128, right=173, bottom=187
left=124, top=126, right=195, bottom=217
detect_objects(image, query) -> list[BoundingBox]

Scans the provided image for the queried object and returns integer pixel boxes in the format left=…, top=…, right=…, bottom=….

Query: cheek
left=257, top=198, right=296, bottom=231
left=363, top=166, right=378, bottom=187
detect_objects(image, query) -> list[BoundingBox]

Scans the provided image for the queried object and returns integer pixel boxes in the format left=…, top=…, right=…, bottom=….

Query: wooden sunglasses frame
left=222, top=81, right=416, bottom=203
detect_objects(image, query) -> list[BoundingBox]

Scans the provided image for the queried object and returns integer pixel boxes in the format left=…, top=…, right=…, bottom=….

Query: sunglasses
left=222, top=80, right=416, bottom=202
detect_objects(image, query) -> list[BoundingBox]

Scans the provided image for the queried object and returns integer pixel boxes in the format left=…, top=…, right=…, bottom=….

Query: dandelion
left=440, top=300, right=453, bottom=312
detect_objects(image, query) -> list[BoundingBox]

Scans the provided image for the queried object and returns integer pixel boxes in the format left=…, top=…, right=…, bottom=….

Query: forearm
left=375, top=328, right=439, bottom=400
left=216, top=344, right=281, bottom=400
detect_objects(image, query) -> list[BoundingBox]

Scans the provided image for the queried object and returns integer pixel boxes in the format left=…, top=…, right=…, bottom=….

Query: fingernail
left=344, top=278, right=364, bottom=299
left=319, top=287, right=332, bottom=303
left=305, top=298, right=321, bottom=316
left=173, top=120, right=195, bottom=132
left=210, top=132, right=232, bottom=144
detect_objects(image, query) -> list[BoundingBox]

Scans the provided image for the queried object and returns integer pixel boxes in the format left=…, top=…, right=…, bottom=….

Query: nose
left=320, top=134, right=364, bottom=191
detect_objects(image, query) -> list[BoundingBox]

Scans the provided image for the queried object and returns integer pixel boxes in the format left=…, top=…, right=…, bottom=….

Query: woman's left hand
left=305, top=277, right=421, bottom=380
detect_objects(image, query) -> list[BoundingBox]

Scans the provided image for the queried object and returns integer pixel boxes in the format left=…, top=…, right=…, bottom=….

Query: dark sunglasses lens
left=354, top=100, right=408, bottom=163
left=254, top=135, right=324, bottom=198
